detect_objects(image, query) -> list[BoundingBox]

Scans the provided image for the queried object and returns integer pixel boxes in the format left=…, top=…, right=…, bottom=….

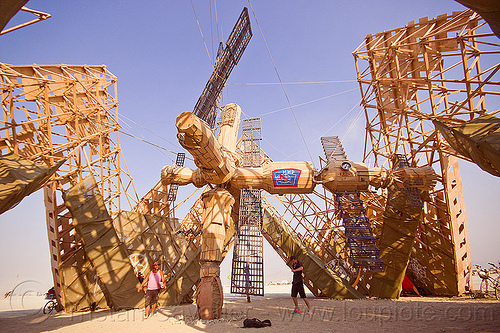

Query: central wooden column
left=197, top=188, right=234, bottom=320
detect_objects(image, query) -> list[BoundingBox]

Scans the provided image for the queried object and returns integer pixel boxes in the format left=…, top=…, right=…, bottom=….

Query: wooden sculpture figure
left=161, top=104, right=438, bottom=319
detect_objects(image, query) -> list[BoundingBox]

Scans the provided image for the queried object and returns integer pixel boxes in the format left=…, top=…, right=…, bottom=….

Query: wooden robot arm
left=316, top=159, right=437, bottom=193
left=176, top=111, right=235, bottom=184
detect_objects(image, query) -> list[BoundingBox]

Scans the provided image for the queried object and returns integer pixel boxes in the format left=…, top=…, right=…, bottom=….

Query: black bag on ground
left=243, top=318, right=272, bottom=328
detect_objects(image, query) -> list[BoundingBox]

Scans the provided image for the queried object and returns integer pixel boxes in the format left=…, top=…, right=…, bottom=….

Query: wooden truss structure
left=353, top=9, right=500, bottom=295
left=260, top=187, right=386, bottom=296
left=0, top=63, right=139, bottom=307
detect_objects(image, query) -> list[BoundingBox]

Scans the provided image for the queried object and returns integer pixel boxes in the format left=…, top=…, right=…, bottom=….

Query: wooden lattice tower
left=353, top=10, right=500, bottom=295
left=242, top=118, right=262, bottom=167
left=0, top=63, right=138, bottom=307
left=231, top=189, right=264, bottom=296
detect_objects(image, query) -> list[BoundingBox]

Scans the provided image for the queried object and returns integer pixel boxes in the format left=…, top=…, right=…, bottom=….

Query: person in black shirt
left=289, top=255, right=312, bottom=314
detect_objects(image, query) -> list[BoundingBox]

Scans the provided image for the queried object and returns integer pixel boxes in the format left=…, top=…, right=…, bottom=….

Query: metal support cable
left=247, top=0, right=315, bottom=168
left=257, top=88, right=359, bottom=117
left=311, top=100, right=361, bottom=143
left=118, top=130, right=194, bottom=163
left=231, top=80, right=357, bottom=86
left=190, top=0, right=213, bottom=66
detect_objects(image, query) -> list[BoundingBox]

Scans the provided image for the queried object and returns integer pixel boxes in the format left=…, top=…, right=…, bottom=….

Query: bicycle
left=43, top=299, right=57, bottom=314
left=43, top=289, right=58, bottom=314
left=474, top=262, right=500, bottom=300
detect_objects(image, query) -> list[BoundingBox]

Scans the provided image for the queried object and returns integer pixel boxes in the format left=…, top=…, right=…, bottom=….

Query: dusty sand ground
left=1, top=285, right=500, bottom=333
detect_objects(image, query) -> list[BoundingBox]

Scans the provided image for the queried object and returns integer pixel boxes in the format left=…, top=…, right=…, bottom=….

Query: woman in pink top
left=137, top=261, right=165, bottom=318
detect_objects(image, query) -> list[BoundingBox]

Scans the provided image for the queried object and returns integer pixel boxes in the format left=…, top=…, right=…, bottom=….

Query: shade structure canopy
left=456, top=0, right=500, bottom=38
left=434, top=114, right=500, bottom=177
left=0, top=152, right=63, bottom=215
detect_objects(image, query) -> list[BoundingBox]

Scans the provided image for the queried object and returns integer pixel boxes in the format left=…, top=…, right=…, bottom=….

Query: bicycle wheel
left=495, top=277, right=500, bottom=300
left=43, top=300, right=56, bottom=314
left=480, top=279, right=488, bottom=295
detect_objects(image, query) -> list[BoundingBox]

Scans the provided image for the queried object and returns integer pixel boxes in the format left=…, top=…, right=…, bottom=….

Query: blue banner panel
left=272, top=169, right=301, bottom=187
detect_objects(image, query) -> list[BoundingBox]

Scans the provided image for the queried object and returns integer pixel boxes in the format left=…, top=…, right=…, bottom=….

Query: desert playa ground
left=1, top=285, right=500, bottom=333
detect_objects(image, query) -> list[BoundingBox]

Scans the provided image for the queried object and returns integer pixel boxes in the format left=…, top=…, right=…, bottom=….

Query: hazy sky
left=1, top=0, right=499, bottom=293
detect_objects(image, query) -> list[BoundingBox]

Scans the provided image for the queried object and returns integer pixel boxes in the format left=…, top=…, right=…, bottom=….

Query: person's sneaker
left=306, top=310, right=314, bottom=315
left=290, top=310, right=301, bottom=314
